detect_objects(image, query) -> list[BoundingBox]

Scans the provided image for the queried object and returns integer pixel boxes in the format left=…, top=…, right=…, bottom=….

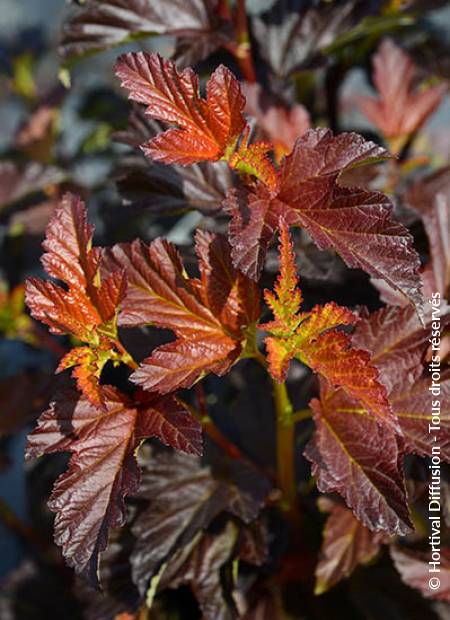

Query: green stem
left=291, top=408, right=312, bottom=423
left=272, top=380, right=296, bottom=507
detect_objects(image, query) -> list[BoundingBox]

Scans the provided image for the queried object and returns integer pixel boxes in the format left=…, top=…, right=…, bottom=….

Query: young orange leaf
left=115, top=52, right=246, bottom=165
left=25, top=194, right=127, bottom=405
left=259, top=221, right=392, bottom=425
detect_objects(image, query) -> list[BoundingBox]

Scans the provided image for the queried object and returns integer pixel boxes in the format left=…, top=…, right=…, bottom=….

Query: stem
left=190, top=384, right=277, bottom=484
left=291, top=408, right=312, bottom=423
left=113, top=338, right=139, bottom=370
left=231, top=0, right=257, bottom=82
left=272, top=380, right=297, bottom=507
left=190, top=385, right=244, bottom=460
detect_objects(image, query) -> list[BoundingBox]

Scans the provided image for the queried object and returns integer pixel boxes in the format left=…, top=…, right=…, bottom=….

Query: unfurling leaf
left=103, top=230, right=260, bottom=393
left=25, top=193, right=128, bottom=406
left=357, top=38, right=447, bottom=147
left=225, top=128, right=422, bottom=316
left=26, top=386, right=201, bottom=585
left=115, top=52, right=246, bottom=165
left=259, top=222, right=392, bottom=425
left=315, top=497, right=390, bottom=594
left=305, top=381, right=413, bottom=536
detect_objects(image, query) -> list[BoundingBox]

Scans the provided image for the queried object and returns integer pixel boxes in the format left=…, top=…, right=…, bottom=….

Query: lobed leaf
left=357, top=38, right=447, bottom=142
left=115, top=52, right=246, bottom=165
left=131, top=452, right=269, bottom=595
left=305, top=382, right=413, bottom=536
left=60, top=0, right=233, bottom=67
left=353, top=305, right=450, bottom=460
left=103, top=231, right=259, bottom=393
left=26, top=387, right=201, bottom=585
left=259, top=222, right=392, bottom=425
left=25, top=194, right=127, bottom=405
left=225, top=128, right=422, bottom=316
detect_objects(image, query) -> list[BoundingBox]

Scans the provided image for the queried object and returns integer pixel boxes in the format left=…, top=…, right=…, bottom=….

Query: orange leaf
left=115, top=52, right=246, bottom=165
left=259, top=222, right=392, bottom=425
left=25, top=193, right=127, bottom=404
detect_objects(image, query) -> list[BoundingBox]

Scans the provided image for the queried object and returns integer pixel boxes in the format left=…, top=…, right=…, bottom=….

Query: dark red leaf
left=305, top=381, right=413, bottom=536
left=131, top=452, right=268, bottom=594
left=26, top=386, right=201, bottom=585
left=60, top=0, right=233, bottom=66
left=315, top=497, right=390, bottom=594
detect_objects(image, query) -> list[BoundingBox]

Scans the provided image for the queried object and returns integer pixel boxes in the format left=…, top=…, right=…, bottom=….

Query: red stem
left=230, top=0, right=257, bottom=83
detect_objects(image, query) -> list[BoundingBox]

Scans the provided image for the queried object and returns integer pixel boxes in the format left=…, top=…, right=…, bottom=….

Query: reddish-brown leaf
left=26, top=386, right=201, bottom=585
left=305, top=381, right=413, bottom=536
left=353, top=305, right=450, bottom=460
left=115, top=52, right=246, bottom=165
left=391, top=546, right=450, bottom=603
left=315, top=497, right=390, bottom=594
left=357, top=38, right=447, bottom=143
left=60, top=0, right=233, bottom=67
left=131, top=452, right=269, bottom=595
left=103, top=231, right=259, bottom=393
left=225, top=129, right=422, bottom=315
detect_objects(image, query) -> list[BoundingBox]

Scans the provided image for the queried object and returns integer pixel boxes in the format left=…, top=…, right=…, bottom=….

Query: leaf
left=157, top=522, right=238, bottom=620
left=421, top=193, right=450, bottom=299
left=353, top=305, right=450, bottom=460
left=252, top=0, right=358, bottom=78
left=238, top=520, right=269, bottom=566
left=60, top=0, right=233, bottom=66
left=259, top=222, right=393, bottom=426
left=102, top=230, right=259, bottom=393
left=225, top=128, right=422, bottom=316
left=25, top=193, right=127, bottom=405
left=115, top=108, right=233, bottom=214
left=315, top=497, right=390, bottom=594
left=131, top=452, right=268, bottom=595
left=25, top=386, right=201, bottom=585
left=406, top=166, right=450, bottom=217
left=305, top=382, right=413, bottom=536
left=242, top=81, right=310, bottom=160
left=114, top=52, right=246, bottom=165
left=0, top=161, right=65, bottom=209
left=390, top=546, right=450, bottom=603
left=357, top=38, right=447, bottom=142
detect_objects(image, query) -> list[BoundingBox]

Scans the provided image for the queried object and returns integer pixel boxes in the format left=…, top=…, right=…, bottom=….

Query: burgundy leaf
left=305, top=382, right=413, bottom=536
left=26, top=387, right=201, bottom=585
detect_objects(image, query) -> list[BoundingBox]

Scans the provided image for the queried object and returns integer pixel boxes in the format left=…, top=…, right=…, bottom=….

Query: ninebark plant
left=11, top=1, right=450, bottom=617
